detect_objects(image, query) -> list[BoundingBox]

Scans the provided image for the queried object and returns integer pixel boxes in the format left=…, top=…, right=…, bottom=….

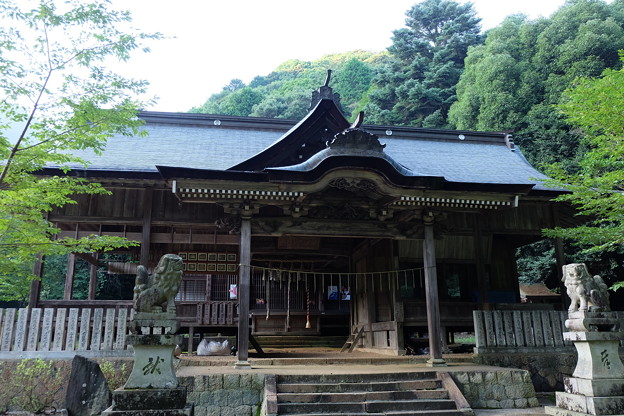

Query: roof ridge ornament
left=309, top=69, right=343, bottom=112
left=330, top=125, right=385, bottom=154
left=350, top=111, right=364, bottom=129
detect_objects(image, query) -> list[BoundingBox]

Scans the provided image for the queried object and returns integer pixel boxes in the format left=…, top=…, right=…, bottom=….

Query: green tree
left=365, top=0, right=483, bottom=127
left=544, top=58, right=624, bottom=276
left=333, top=58, right=374, bottom=117
left=0, top=0, right=158, bottom=301
left=449, top=0, right=624, bottom=170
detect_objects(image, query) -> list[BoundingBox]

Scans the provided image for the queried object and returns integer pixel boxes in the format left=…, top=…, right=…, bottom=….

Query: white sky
left=113, top=0, right=572, bottom=112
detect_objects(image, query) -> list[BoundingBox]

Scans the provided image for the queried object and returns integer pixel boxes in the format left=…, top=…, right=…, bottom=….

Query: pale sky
left=113, top=0, right=573, bottom=112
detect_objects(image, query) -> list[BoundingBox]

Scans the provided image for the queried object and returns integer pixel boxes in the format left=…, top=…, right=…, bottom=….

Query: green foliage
left=10, top=358, right=64, bottom=413
left=99, top=360, right=130, bottom=390
left=544, top=57, right=624, bottom=257
left=365, top=0, right=483, bottom=127
left=516, top=240, right=558, bottom=286
left=190, top=50, right=384, bottom=121
left=0, top=0, right=156, bottom=301
left=449, top=0, right=624, bottom=170
left=40, top=251, right=138, bottom=300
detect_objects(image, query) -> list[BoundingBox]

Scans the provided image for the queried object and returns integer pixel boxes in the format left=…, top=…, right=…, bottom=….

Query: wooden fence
left=474, top=310, right=624, bottom=353
left=0, top=307, right=132, bottom=358
left=473, top=310, right=571, bottom=353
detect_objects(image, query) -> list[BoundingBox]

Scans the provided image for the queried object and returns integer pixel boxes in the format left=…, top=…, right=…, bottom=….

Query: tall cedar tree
left=364, top=0, right=482, bottom=127
left=0, top=0, right=159, bottom=301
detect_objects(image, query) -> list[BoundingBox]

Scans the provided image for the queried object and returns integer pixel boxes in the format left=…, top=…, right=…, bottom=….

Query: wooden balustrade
left=0, top=307, right=132, bottom=358
left=172, top=301, right=240, bottom=326
left=474, top=309, right=573, bottom=353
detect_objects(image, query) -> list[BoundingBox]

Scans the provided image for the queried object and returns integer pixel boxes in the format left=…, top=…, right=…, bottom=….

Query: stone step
left=278, top=371, right=438, bottom=384
left=283, top=411, right=464, bottom=416
left=278, top=388, right=450, bottom=403
left=277, top=379, right=441, bottom=393
left=253, top=335, right=346, bottom=348
left=277, top=399, right=460, bottom=414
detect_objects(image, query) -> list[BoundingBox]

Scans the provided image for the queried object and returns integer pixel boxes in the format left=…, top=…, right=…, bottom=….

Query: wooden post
left=551, top=205, right=567, bottom=309
left=473, top=216, right=488, bottom=308
left=28, top=254, right=43, bottom=308
left=140, top=187, right=154, bottom=268
left=235, top=217, right=251, bottom=368
left=423, top=214, right=446, bottom=367
left=64, top=253, right=76, bottom=300
left=88, top=252, right=100, bottom=300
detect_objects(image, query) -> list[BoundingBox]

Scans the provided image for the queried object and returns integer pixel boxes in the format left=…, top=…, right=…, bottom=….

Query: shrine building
left=33, top=78, right=570, bottom=364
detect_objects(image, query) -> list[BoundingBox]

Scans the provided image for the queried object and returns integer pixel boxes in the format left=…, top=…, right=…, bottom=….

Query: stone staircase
left=272, top=371, right=467, bottom=415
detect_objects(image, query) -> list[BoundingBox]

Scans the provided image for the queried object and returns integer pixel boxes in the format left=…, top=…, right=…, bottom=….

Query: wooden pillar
left=551, top=205, right=567, bottom=308
left=423, top=214, right=446, bottom=367
left=235, top=217, right=252, bottom=368
left=88, top=253, right=100, bottom=300
left=28, top=254, right=44, bottom=308
left=140, top=187, right=154, bottom=268
left=473, top=215, right=488, bottom=308
left=63, top=253, right=76, bottom=300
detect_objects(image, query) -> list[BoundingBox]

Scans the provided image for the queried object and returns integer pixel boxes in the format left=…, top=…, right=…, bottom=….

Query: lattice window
left=176, top=278, right=207, bottom=301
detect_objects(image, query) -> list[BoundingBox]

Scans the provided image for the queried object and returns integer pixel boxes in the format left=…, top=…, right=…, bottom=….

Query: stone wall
left=179, top=374, right=265, bottom=416
left=474, top=352, right=577, bottom=392
left=450, top=369, right=539, bottom=409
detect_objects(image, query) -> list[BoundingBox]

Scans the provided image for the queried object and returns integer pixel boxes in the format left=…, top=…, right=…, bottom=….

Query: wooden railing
left=473, top=310, right=574, bottom=353
left=176, top=301, right=239, bottom=326
left=0, top=307, right=132, bottom=358
left=474, top=310, right=624, bottom=353
left=403, top=300, right=477, bottom=328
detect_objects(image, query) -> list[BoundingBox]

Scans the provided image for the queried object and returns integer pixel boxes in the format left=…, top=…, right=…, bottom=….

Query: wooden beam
left=422, top=215, right=446, bottom=367
left=140, top=188, right=154, bottom=267
left=236, top=217, right=252, bottom=368
left=75, top=252, right=99, bottom=266
left=252, top=218, right=421, bottom=239
left=63, top=253, right=76, bottom=300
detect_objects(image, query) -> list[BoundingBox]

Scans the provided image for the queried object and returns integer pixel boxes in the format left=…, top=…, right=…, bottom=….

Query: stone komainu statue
left=562, top=263, right=610, bottom=312
left=133, top=254, right=184, bottom=313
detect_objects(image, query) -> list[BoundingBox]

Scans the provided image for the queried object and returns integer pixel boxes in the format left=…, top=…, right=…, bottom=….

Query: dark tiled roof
left=519, top=283, right=559, bottom=298
left=60, top=110, right=553, bottom=191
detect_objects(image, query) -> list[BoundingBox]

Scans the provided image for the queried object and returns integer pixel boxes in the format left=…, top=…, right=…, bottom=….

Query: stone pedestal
left=103, top=313, right=193, bottom=415
left=546, top=312, right=624, bottom=416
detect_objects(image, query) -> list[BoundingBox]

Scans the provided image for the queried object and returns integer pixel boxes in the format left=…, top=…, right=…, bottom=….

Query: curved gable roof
left=229, top=98, right=350, bottom=171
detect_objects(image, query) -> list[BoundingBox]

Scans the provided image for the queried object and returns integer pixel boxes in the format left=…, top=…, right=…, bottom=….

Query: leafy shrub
left=11, top=358, right=64, bottom=413
left=99, top=360, right=131, bottom=391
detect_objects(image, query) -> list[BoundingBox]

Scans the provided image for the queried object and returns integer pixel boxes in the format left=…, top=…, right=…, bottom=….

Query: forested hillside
left=189, top=50, right=388, bottom=121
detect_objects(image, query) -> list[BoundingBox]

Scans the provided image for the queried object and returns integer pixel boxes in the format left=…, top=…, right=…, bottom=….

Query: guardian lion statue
left=562, top=263, right=610, bottom=312
left=133, top=254, right=184, bottom=313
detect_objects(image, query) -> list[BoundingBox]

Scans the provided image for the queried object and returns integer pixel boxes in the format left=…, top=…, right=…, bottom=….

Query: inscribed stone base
left=564, top=376, right=624, bottom=397
left=101, top=403, right=193, bottom=416
left=111, top=387, right=187, bottom=410
left=554, top=391, right=624, bottom=415
left=563, top=334, right=624, bottom=380
left=124, top=335, right=178, bottom=389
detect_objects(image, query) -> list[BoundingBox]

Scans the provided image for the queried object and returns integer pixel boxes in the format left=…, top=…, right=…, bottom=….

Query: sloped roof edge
left=228, top=98, right=350, bottom=171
